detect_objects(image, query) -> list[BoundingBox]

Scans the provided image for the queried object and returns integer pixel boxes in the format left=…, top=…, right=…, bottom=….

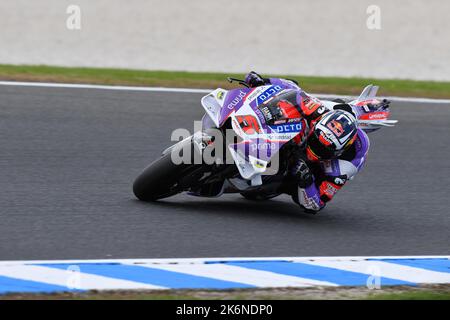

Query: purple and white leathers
left=133, top=74, right=397, bottom=213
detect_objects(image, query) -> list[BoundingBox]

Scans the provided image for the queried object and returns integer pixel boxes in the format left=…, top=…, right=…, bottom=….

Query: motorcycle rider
left=244, top=71, right=370, bottom=213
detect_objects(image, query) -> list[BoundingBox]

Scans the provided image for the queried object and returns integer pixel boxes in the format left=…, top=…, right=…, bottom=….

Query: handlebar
left=227, top=77, right=250, bottom=88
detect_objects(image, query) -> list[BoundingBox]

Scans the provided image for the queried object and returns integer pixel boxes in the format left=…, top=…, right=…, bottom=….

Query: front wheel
left=132, top=152, right=190, bottom=201
left=133, top=137, right=206, bottom=201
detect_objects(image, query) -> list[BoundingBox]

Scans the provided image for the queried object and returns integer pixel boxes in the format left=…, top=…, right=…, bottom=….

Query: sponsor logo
left=260, top=106, right=273, bottom=121
left=266, top=134, right=291, bottom=141
left=299, top=189, right=320, bottom=210
left=246, top=87, right=265, bottom=102
left=272, top=117, right=302, bottom=125
left=232, top=118, right=243, bottom=134
left=325, top=182, right=338, bottom=195
left=270, top=122, right=302, bottom=133
left=253, top=107, right=266, bottom=124
left=216, top=91, right=225, bottom=100
left=250, top=142, right=277, bottom=152
left=334, top=177, right=346, bottom=185
left=316, top=105, right=326, bottom=115
left=253, top=160, right=265, bottom=169
left=227, top=90, right=247, bottom=110
left=366, top=112, right=388, bottom=120
left=257, top=85, right=283, bottom=105
left=302, top=97, right=322, bottom=110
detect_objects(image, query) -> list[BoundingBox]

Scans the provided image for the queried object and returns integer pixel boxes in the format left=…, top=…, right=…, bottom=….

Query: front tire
left=133, top=152, right=194, bottom=201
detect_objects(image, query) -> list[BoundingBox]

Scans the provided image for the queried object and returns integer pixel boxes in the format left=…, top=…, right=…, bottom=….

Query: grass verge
left=1, top=284, right=449, bottom=300
left=1, top=64, right=450, bottom=99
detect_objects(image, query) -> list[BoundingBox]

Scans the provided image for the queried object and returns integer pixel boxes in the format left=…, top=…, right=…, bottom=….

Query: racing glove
left=245, top=71, right=267, bottom=88
left=290, top=159, right=313, bottom=188
left=288, top=157, right=325, bottom=213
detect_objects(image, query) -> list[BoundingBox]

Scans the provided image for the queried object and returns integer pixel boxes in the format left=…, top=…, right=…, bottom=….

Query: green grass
left=368, top=291, right=450, bottom=300
left=1, top=64, right=450, bottom=99
left=3, top=291, right=450, bottom=300
left=2, top=286, right=450, bottom=300
left=74, top=293, right=202, bottom=300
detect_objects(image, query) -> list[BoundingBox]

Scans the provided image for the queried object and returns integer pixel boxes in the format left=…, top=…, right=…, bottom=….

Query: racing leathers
left=244, top=72, right=370, bottom=213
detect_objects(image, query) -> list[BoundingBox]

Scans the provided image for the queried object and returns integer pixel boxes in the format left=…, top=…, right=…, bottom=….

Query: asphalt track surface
left=0, top=85, right=449, bottom=260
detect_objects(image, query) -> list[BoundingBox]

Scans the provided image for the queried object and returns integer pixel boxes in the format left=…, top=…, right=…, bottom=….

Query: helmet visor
left=306, top=131, right=338, bottom=160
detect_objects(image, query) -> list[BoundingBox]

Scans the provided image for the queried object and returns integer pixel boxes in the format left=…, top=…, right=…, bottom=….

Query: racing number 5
left=236, top=115, right=261, bottom=134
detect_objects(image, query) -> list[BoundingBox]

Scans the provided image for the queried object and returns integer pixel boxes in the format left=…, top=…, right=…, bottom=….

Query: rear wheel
left=239, top=175, right=284, bottom=201
left=240, top=191, right=281, bottom=201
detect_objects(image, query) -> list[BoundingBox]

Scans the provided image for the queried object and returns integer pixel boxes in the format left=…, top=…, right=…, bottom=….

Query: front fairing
left=201, top=85, right=307, bottom=183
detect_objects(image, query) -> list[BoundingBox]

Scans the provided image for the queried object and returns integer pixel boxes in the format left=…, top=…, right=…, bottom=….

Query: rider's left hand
left=291, top=159, right=313, bottom=188
left=245, top=71, right=266, bottom=87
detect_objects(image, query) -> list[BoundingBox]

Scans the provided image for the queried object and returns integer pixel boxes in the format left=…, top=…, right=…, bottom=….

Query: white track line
left=130, top=262, right=337, bottom=288
left=0, top=81, right=210, bottom=94
left=0, top=256, right=448, bottom=266
left=0, top=265, right=165, bottom=290
left=0, top=81, right=449, bottom=104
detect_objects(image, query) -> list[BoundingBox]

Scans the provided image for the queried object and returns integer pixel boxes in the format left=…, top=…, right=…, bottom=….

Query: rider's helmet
left=305, top=110, right=358, bottom=161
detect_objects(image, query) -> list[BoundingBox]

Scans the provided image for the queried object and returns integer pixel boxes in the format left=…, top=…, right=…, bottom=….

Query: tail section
left=350, top=85, right=398, bottom=133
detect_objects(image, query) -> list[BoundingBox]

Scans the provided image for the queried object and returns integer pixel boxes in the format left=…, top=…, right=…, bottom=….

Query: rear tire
left=240, top=191, right=280, bottom=201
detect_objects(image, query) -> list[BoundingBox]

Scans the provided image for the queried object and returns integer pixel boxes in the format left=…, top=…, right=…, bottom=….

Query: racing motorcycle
left=133, top=77, right=397, bottom=202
